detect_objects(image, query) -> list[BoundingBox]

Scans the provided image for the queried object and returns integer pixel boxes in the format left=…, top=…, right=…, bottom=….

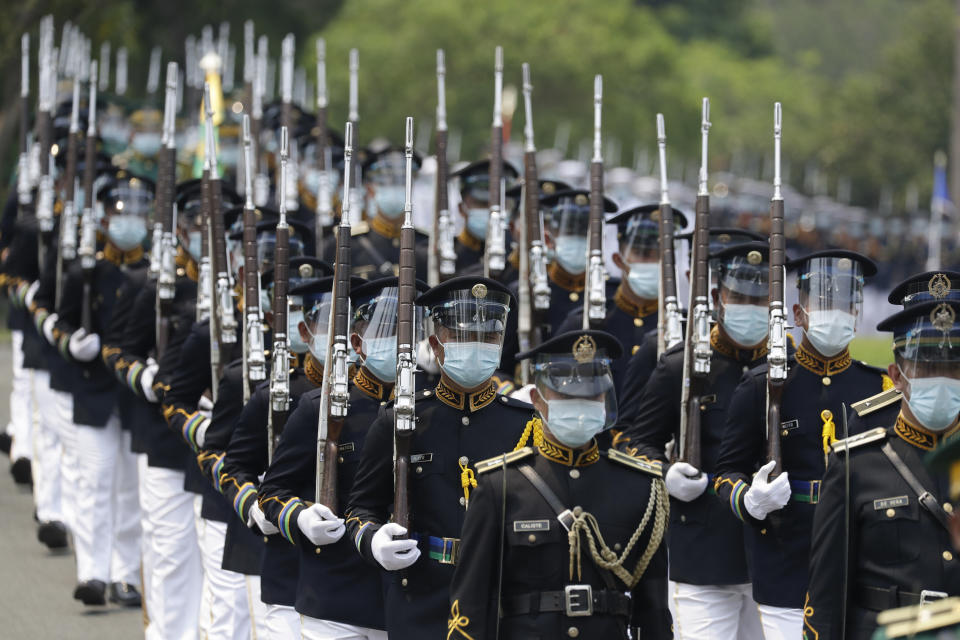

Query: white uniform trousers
left=263, top=604, right=300, bottom=639
left=8, top=330, right=33, bottom=463
left=756, top=604, right=804, bottom=640
left=300, top=616, right=388, bottom=640
left=669, top=581, right=764, bottom=640
left=140, top=463, right=202, bottom=640
left=52, top=389, right=78, bottom=533
left=197, top=514, right=253, bottom=640
left=31, top=370, right=64, bottom=524
left=73, top=414, right=141, bottom=584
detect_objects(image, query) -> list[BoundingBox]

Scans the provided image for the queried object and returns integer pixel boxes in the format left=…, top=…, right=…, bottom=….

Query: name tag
left=780, top=419, right=799, bottom=433
left=338, top=442, right=355, bottom=453
left=513, top=520, right=550, bottom=532
left=874, top=496, right=910, bottom=510
left=410, top=453, right=433, bottom=464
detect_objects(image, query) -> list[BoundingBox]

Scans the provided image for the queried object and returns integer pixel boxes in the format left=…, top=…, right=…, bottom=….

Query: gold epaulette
left=830, top=427, right=887, bottom=454
left=877, top=596, right=960, bottom=638
left=475, top=447, right=534, bottom=474
left=605, top=448, right=663, bottom=477
left=851, top=388, right=902, bottom=417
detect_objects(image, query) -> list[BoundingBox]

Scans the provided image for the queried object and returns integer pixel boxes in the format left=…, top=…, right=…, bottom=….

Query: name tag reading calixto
left=513, top=520, right=551, bottom=532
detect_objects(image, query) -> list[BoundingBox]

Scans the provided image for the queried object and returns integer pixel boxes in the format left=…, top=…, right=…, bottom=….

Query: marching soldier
left=620, top=242, right=774, bottom=639
left=714, top=249, right=890, bottom=637
left=449, top=158, right=519, bottom=274
left=448, top=330, right=671, bottom=639
left=804, top=296, right=960, bottom=639
left=344, top=275, right=532, bottom=640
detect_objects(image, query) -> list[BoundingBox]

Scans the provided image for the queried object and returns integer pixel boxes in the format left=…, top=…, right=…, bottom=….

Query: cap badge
left=298, top=264, right=314, bottom=278
left=572, top=335, right=597, bottom=363
left=929, top=273, right=951, bottom=300
left=471, top=283, right=488, bottom=299
left=718, top=233, right=731, bottom=243
left=542, top=181, right=556, bottom=195
left=650, top=209, right=660, bottom=222
left=838, top=257, right=852, bottom=270
left=747, top=250, right=763, bottom=266
left=931, top=303, right=956, bottom=332
left=574, top=194, right=588, bottom=206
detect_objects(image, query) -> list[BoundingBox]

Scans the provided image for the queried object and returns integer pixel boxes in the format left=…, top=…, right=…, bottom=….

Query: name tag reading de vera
left=873, top=496, right=909, bottom=510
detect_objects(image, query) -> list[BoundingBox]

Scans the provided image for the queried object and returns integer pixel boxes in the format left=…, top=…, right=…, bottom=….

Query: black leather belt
left=856, top=585, right=948, bottom=611
left=501, top=585, right=631, bottom=618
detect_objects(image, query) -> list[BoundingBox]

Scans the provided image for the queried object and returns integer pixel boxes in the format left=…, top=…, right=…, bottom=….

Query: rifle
left=347, top=49, right=361, bottom=222
left=766, top=102, right=788, bottom=477
left=243, top=21, right=255, bottom=110
left=677, top=99, right=713, bottom=470
left=156, top=62, right=179, bottom=357
left=116, top=46, right=128, bottom=96
left=17, top=34, right=30, bottom=215
left=279, top=34, right=296, bottom=212
left=316, top=121, right=355, bottom=509
left=241, top=115, right=266, bottom=404
left=393, top=117, right=417, bottom=535
left=655, top=114, right=683, bottom=357
left=36, top=40, right=56, bottom=267
left=252, top=36, right=269, bottom=208
left=583, top=75, right=605, bottom=330
left=56, top=70, right=82, bottom=311
left=146, top=46, right=161, bottom=97
left=484, top=46, right=506, bottom=278
left=428, top=49, right=455, bottom=286
left=98, top=41, right=110, bottom=92
left=268, top=127, right=292, bottom=462
left=314, top=38, right=332, bottom=257
left=78, top=61, right=99, bottom=334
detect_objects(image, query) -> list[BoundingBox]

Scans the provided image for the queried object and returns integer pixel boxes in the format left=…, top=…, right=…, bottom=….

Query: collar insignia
left=796, top=343, right=851, bottom=377
left=537, top=435, right=600, bottom=467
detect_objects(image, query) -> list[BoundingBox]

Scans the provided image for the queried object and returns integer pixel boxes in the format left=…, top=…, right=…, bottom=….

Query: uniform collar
left=457, top=228, right=484, bottom=253
left=354, top=366, right=393, bottom=401
left=613, top=284, right=658, bottom=319
left=895, top=411, right=960, bottom=451
left=537, top=434, right=600, bottom=467
left=548, top=262, right=585, bottom=292
left=370, top=213, right=402, bottom=240
left=710, top=326, right=767, bottom=362
left=103, top=242, right=144, bottom=266
left=795, top=342, right=851, bottom=378
left=304, top=353, right=324, bottom=387
left=435, top=377, right=498, bottom=412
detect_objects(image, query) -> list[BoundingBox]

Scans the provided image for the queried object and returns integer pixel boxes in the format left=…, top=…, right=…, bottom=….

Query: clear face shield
left=545, top=197, right=590, bottom=275
left=102, top=181, right=154, bottom=251
left=533, top=346, right=617, bottom=448
left=896, top=304, right=960, bottom=431
left=366, top=153, right=408, bottom=220
left=716, top=255, right=769, bottom=348
left=619, top=215, right=661, bottom=299
left=798, top=257, right=864, bottom=356
left=429, top=288, right=511, bottom=389
left=459, top=175, right=492, bottom=240
left=352, top=287, right=426, bottom=383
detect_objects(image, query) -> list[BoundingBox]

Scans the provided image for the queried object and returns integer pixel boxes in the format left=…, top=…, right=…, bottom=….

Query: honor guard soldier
left=495, top=178, right=573, bottom=284
left=450, top=158, right=520, bottom=274
left=804, top=297, right=960, bottom=639
left=448, top=330, right=671, bottom=639
left=557, top=204, right=688, bottom=397
left=714, top=249, right=890, bottom=637
left=344, top=276, right=532, bottom=640
left=620, top=242, right=775, bottom=639
left=258, top=276, right=430, bottom=639
left=55, top=172, right=155, bottom=606
left=849, top=270, right=960, bottom=434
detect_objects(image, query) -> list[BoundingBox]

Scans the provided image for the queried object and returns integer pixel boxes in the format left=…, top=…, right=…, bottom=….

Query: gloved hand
left=198, top=394, right=214, bottom=419
left=193, top=417, right=211, bottom=449
left=24, top=280, right=40, bottom=309
left=371, top=522, right=420, bottom=571
left=68, top=329, right=101, bottom=362
left=296, top=504, right=345, bottom=546
left=247, top=502, right=279, bottom=536
left=665, top=462, right=708, bottom=502
left=744, top=460, right=791, bottom=520
left=510, top=384, right=536, bottom=404
left=42, top=313, right=59, bottom=345
left=140, top=358, right=160, bottom=403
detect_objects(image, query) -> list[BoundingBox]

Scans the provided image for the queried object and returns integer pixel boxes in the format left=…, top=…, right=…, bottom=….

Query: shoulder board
left=605, top=448, right=663, bottom=477
left=830, top=427, right=887, bottom=454
left=475, top=447, right=535, bottom=474
left=851, top=388, right=902, bottom=417
left=853, top=359, right=887, bottom=375
left=496, top=394, right=534, bottom=410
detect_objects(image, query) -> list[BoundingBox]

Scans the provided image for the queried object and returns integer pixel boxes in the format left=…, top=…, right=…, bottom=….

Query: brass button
left=781, top=429, right=789, bottom=437
left=459, top=456, right=469, bottom=466
left=743, top=366, right=749, bottom=373
left=569, top=292, right=579, bottom=302
left=634, top=318, right=643, bottom=327
left=461, top=416, right=470, bottom=426
left=614, top=543, right=622, bottom=551
left=380, top=401, right=387, bottom=406
left=945, top=551, right=955, bottom=562
left=401, top=578, right=408, bottom=587
left=699, top=405, right=706, bottom=411
left=338, top=456, right=344, bottom=463
left=886, top=508, right=896, bottom=518
left=760, top=528, right=767, bottom=535
left=528, top=534, right=537, bottom=543
left=459, top=497, right=466, bottom=506
left=822, top=377, right=832, bottom=386
left=568, top=626, right=580, bottom=638
left=946, top=503, right=954, bottom=514
left=680, top=515, right=686, bottom=523
left=415, top=466, right=423, bottom=474
left=263, top=536, right=268, bottom=543
left=392, top=238, right=400, bottom=248
left=632, top=345, right=640, bottom=355
left=315, top=547, right=321, bottom=554
left=569, top=469, right=580, bottom=479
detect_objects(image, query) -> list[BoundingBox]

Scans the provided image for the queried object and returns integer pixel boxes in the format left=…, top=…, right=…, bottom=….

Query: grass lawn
left=849, top=336, right=894, bottom=369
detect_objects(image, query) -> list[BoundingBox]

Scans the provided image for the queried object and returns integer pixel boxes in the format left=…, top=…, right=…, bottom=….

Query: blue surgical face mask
left=288, top=311, right=308, bottom=354
left=626, top=262, right=659, bottom=299
left=902, top=369, right=960, bottom=432
left=188, top=231, right=203, bottom=261
left=374, top=185, right=406, bottom=219
left=362, top=336, right=398, bottom=383
left=466, top=208, right=489, bottom=240
left=545, top=398, right=606, bottom=447
left=804, top=309, right=856, bottom=357
left=721, top=303, right=768, bottom=347
left=131, top=132, right=162, bottom=156
left=440, top=341, right=501, bottom=389
left=107, top=215, right=148, bottom=250
left=308, top=332, right=328, bottom=365
left=555, top=236, right=588, bottom=275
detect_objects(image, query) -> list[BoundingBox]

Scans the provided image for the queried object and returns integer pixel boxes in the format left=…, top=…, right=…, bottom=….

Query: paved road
left=0, top=339, right=142, bottom=638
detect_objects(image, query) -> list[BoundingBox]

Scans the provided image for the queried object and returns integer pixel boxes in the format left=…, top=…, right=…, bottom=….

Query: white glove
left=247, top=502, right=279, bottom=536
left=24, top=280, right=40, bottom=309
left=296, top=504, right=345, bottom=546
left=198, top=394, right=214, bottom=419
left=665, top=462, right=709, bottom=502
left=140, top=358, right=159, bottom=403
left=193, top=417, right=210, bottom=449
left=510, top=383, right=536, bottom=404
left=42, top=313, right=58, bottom=345
left=744, top=460, right=791, bottom=520
left=68, top=329, right=101, bottom=362
left=371, top=522, right=420, bottom=571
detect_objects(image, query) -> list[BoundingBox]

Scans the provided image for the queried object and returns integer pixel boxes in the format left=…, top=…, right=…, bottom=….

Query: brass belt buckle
left=564, top=584, right=593, bottom=617
left=809, top=480, right=821, bottom=504
left=439, top=537, right=459, bottom=565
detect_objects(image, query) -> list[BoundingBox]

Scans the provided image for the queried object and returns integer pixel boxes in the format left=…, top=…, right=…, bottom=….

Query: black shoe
left=10, top=457, right=32, bottom=486
left=37, top=521, right=69, bottom=550
left=73, top=580, right=107, bottom=606
left=0, top=433, right=11, bottom=454
left=108, top=582, right=141, bottom=607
